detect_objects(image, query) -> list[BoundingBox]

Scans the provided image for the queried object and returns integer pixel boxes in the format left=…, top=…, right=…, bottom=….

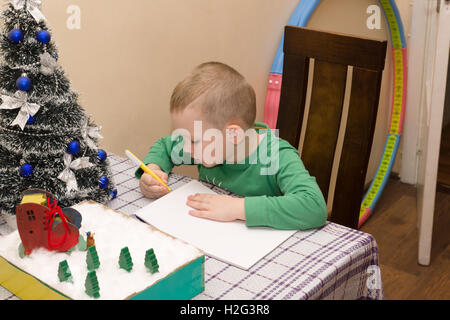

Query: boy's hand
left=186, top=194, right=245, bottom=222
left=139, top=164, right=170, bottom=199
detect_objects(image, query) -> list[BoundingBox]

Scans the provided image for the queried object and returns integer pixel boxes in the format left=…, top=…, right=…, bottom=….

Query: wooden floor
left=360, top=177, right=450, bottom=300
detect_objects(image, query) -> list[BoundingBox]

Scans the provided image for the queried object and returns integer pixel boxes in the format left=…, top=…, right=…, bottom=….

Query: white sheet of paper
left=134, top=180, right=297, bottom=270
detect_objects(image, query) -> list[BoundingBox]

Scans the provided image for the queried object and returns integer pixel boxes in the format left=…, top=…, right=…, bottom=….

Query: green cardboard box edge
left=0, top=254, right=205, bottom=300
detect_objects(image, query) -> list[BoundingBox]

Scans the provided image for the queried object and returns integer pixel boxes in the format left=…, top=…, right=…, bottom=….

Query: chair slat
left=277, top=54, right=310, bottom=147
left=301, top=60, right=348, bottom=200
left=331, top=67, right=383, bottom=228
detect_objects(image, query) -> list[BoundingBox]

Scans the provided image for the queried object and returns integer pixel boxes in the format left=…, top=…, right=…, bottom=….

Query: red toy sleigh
left=16, top=189, right=81, bottom=255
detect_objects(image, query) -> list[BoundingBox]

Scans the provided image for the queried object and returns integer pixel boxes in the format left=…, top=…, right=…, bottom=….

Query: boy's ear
left=225, top=124, right=245, bottom=145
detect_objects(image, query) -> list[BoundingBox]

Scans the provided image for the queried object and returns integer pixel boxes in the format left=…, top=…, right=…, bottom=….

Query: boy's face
left=171, top=104, right=229, bottom=168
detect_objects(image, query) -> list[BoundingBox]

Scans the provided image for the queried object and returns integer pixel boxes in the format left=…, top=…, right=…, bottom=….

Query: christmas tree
left=86, top=245, right=100, bottom=271
left=144, top=248, right=159, bottom=274
left=58, top=259, right=72, bottom=283
left=0, top=1, right=117, bottom=216
left=118, top=246, right=133, bottom=272
left=84, top=270, right=100, bottom=299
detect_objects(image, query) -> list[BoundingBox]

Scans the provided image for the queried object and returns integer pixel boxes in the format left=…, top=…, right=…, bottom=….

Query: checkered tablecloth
left=0, top=154, right=384, bottom=300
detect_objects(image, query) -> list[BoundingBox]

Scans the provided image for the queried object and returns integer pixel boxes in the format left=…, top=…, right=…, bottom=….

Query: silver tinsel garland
left=0, top=90, right=40, bottom=130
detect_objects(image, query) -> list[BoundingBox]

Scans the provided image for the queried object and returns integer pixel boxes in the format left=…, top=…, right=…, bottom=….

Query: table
left=0, top=154, right=384, bottom=300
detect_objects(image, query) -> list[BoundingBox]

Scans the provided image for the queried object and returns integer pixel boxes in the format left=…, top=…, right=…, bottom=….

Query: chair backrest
left=277, top=26, right=387, bottom=229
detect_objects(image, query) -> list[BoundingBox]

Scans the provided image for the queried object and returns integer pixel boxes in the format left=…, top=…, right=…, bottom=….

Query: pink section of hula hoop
left=388, top=48, right=396, bottom=133
left=358, top=208, right=372, bottom=229
left=263, top=73, right=283, bottom=129
left=388, top=47, right=407, bottom=135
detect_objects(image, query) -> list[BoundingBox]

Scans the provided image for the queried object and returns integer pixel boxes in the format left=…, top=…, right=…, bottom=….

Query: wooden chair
left=277, top=26, right=387, bottom=229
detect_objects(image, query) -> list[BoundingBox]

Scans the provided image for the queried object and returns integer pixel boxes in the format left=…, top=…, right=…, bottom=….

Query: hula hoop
left=264, top=0, right=407, bottom=228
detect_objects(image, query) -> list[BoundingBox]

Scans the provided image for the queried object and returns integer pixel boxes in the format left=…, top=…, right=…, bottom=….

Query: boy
left=135, top=62, right=327, bottom=230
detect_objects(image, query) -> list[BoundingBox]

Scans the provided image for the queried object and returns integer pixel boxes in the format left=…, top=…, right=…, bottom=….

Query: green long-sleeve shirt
left=135, top=122, right=327, bottom=230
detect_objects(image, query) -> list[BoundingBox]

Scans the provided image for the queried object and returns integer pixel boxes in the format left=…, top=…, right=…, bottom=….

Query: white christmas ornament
left=0, top=91, right=41, bottom=130
left=81, top=118, right=103, bottom=150
left=58, top=153, right=95, bottom=192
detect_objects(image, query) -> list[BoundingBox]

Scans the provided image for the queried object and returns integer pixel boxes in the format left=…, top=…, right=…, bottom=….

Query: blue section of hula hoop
left=270, top=0, right=321, bottom=74
left=388, top=0, right=407, bottom=48
left=378, top=0, right=407, bottom=49
left=363, top=134, right=401, bottom=211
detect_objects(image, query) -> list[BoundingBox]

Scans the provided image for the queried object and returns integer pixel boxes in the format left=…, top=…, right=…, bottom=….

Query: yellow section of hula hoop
left=390, top=48, right=404, bottom=135
left=379, top=0, right=402, bottom=49
left=378, top=1, right=404, bottom=135
left=360, top=135, right=398, bottom=215
left=359, top=206, right=367, bottom=219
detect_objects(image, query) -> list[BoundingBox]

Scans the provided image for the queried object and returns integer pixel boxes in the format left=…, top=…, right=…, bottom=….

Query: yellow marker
left=125, top=149, right=171, bottom=191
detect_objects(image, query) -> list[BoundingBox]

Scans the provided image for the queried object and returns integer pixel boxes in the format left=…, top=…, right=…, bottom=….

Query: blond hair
left=170, top=62, right=256, bottom=129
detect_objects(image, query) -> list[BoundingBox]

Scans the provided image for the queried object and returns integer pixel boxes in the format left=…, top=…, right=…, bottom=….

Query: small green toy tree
left=84, top=270, right=100, bottom=299
left=58, top=260, right=72, bottom=283
left=118, top=247, right=133, bottom=272
left=144, top=248, right=159, bottom=274
left=86, top=246, right=100, bottom=271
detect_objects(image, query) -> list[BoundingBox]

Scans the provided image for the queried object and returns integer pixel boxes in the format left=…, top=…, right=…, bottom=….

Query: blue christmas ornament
left=8, top=29, right=24, bottom=43
left=36, top=30, right=51, bottom=44
left=26, top=115, right=35, bottom=124
left=109, top=189, right=118, bottom=200
left=97, top=149, right=107, bottom=163
left=67, top=140, right=80, bottom=155
left=20, top=163, right=33, bottom=177
left=98, top=176, right=109, bottom=189
left=16, top=76, right=32, bottom=91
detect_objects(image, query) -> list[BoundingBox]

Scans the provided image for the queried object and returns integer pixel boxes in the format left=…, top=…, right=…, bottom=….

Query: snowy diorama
left=0, top=191, right=204, bottom=300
